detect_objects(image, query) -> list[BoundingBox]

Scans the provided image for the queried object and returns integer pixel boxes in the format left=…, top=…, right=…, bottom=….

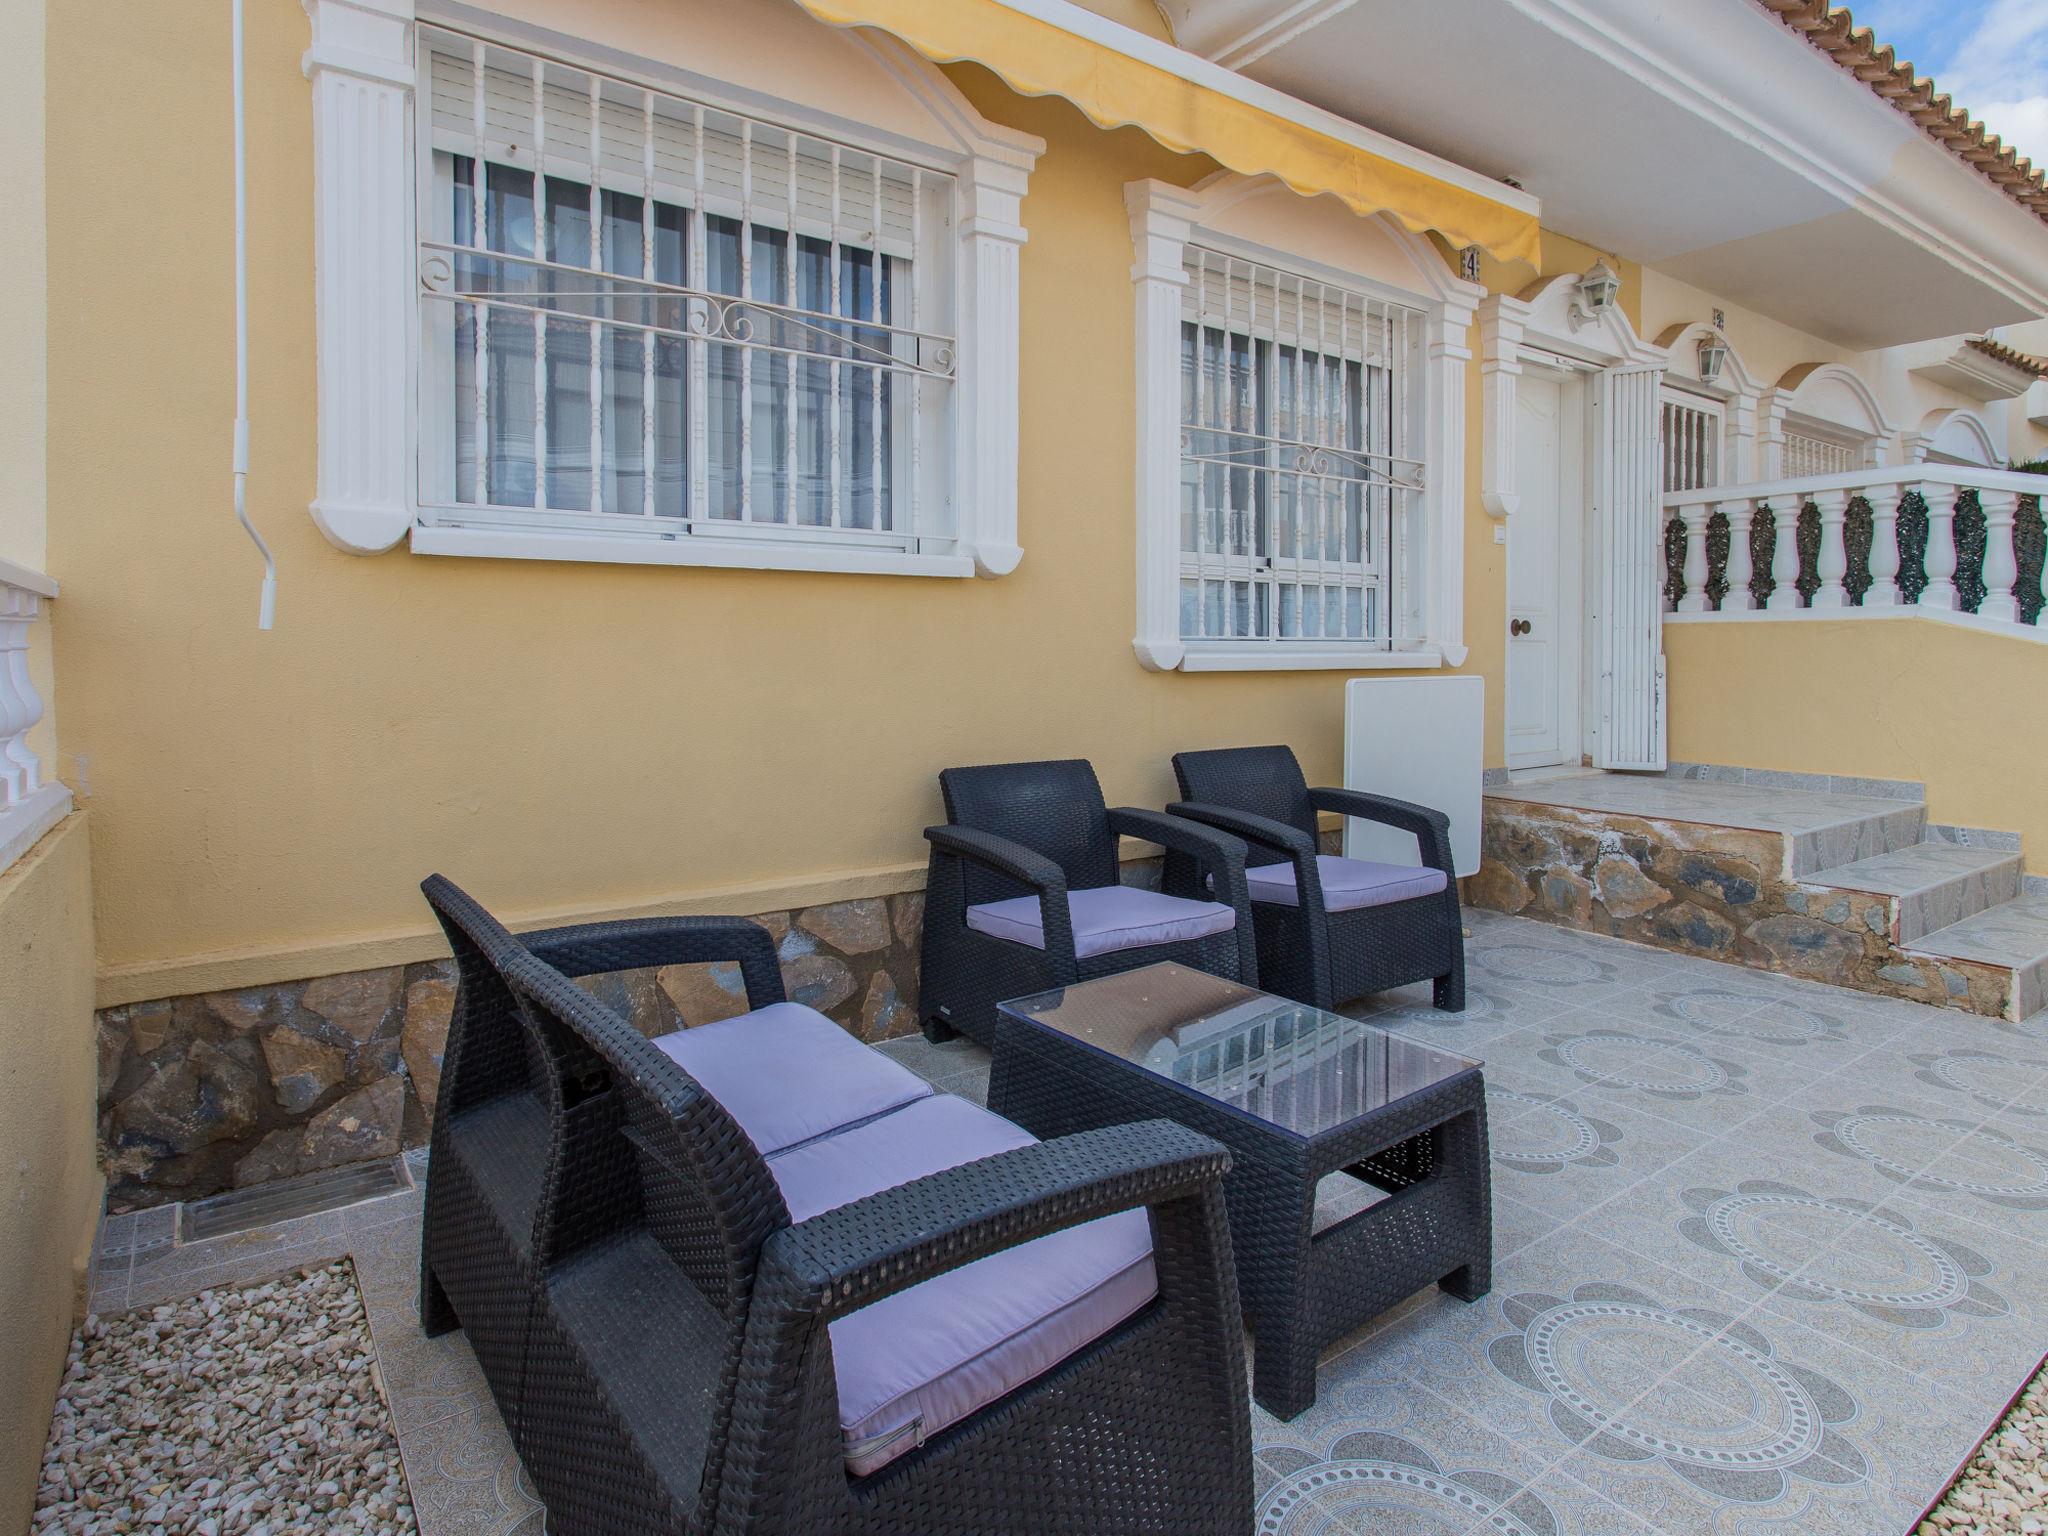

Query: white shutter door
left=1593, top=366, right=1667, bottom=770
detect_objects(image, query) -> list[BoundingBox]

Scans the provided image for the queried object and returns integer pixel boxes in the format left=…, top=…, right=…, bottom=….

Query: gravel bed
left=33, top=1260, right=415, bottom=1536
left=1922, top=1362, right=2048, bottom=1534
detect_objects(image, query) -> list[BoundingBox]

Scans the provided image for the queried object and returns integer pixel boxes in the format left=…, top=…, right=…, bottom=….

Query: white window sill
left=1176, top=644, right=1447, bottom=673
left=410, top=524, right=978, bottom=579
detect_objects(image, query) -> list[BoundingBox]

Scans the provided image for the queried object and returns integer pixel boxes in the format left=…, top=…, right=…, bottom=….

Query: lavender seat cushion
left=768, top=1094, right=1157, bottom=1476
left=965, top=884, right=1236, bottom=960
left=652, top=1002, right=930, bottom=1157
left=1247, top=854, right=1448, bottom=913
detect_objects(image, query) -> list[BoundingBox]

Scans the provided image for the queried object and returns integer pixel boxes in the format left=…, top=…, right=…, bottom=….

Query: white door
left=1505, top=373, right=1582, bottom=770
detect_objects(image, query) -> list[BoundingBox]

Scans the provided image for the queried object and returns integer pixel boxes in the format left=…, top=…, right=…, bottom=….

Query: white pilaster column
left=1979, top=489, right=2022, bottom=623
left=1866, top=483, right=1907, bottom=607
left=1426, top=298, right=1478, bottom=666
left=1477, top=298, right=1525, bottom=520
left=303, top=0, right=417, bottom=554
left=1721, top=500, right=1756, bottom=612
left=1809, top=488, right=1850, bottom=608
left=958, top=154, right=1034, bottom=578
left=1757, top=395, right=1789, bottom=481
left=1125, top=181, right=1200, bottom=671
left=1725, top=388, right=1761, bottom=482
left=1765, top=501, right=1802, bottom=610
left=1674, top=502, right=1711, bottom=613
left=1923, top=489, right=1960, bottom=610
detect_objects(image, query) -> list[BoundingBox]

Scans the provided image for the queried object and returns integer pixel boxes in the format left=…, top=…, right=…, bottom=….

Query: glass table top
left=998, top=963, right=1481, bottom=1139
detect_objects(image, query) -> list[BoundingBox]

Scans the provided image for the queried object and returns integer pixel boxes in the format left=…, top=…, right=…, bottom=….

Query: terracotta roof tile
left=1967, top=336, right=2048, bottom=379
left=1757, top=1, right=2048, bottom=227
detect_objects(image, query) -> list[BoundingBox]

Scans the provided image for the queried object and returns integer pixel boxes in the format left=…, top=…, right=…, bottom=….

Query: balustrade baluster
left=1765, top=501, right=1802, bottom=610
left=1722, top=500, right=1755, bottom=611
left=1923, top=489, right=1960, bottom=610
left=1811, top=488, right=1849, bottom=607
left=1979, top=489, right=2021, bottom=623
left=0, top=575, right=52, bottom=805
left=1866, top=483, right=1906, bottom=606
left=1676, top=502, right=1711, bottom=613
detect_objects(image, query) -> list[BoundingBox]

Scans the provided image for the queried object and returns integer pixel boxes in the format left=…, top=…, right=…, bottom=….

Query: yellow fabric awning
left=790, top=0, right=1541, bottom=267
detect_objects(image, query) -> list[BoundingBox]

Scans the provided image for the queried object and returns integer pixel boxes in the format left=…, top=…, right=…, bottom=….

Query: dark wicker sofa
left=418, top=876, right=1254, bottom=1536
left=1168, top=745, right=1465, bottom=1013
left=918, top=758, right=1257, bottom=1045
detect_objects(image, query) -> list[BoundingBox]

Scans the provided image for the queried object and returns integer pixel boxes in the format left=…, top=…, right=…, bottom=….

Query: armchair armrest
left=1308, top=788, right=1454, bottom=874
left=522, top=914, right=785, bottom=1011
left=1164, top=801, right=1315, bottom=865
left=1108, top=807, right=1257, bottom=976
left=923, top=824, right=1067, bottom=894
left=925, top=824, right=1077, bottom=969
left=759, top=1119, right=1229, bottom=1323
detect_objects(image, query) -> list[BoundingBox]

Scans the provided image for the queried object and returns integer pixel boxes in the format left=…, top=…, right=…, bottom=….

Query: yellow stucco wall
left=0, top=815, right=100, bottom=1533
left=49, top=5, right=1576, bottom=1004
left=1667, top=619, right=2046, bottom=868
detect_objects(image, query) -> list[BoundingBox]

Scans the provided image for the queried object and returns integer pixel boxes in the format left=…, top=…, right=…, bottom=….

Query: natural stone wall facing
left=1470, top=800, right=2012, bottom=1019
left=96, top=894, right=926, bottom=1213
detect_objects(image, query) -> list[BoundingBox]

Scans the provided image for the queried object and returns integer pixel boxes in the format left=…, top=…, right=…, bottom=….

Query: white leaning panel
left=1342, top=676, right=1484, bottom=877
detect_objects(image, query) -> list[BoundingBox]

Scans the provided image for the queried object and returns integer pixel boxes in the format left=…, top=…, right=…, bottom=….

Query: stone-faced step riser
left=1783, top=804, right=1928, bottom=879
left=1813, top=859, right=2027, bottom=947
left=1472, top=800, right=2014, bottom=1021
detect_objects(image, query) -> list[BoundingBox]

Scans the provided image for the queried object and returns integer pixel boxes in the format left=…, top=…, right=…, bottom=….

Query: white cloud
left=1923, top=0, right=2048, bottom=162
left=1977, top=96, right=2048, bottom=166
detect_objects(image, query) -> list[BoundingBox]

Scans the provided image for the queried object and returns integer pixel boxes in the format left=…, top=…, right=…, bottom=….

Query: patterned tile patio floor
left=85, top=911, right=2048, bottom=1535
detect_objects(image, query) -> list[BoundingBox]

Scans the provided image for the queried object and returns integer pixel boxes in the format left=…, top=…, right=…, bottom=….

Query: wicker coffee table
left=992, top=962, right=1490, bottom=1419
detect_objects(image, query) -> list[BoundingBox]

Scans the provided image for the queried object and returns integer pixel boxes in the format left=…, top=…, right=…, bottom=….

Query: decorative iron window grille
left=1659, top=391, right=1721, bottom=494
left=1177, top=247, right=1420, bottom=648
left=415, top=27, right=958, bottom=549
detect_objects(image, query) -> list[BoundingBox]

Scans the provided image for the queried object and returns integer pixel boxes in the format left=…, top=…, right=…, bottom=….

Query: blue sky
left=1854, top=0, right=2048, bottom=165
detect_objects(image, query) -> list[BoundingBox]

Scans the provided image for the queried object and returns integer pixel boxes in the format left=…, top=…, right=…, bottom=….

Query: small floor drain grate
left=180, top=1156, right=411, bottom=1243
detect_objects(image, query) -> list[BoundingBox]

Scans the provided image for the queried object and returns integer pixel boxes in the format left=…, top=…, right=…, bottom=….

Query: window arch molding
left=1126, top=171, right=1481, bottom=671
left=301, top=0, right=1043, bottom=576
left=1760, top=362, right=1896, bottom=477
left=1905, top=406, right=2001, bottom=466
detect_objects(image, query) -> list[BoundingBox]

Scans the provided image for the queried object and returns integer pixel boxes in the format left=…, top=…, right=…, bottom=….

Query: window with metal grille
left=1177, top=248, right=1418, bottom=649
left=415, top=28, right=957, bottom=551
left=1659, top=391, right=1721, bottom=494
left=1782, top=430, right=1861, bottom=479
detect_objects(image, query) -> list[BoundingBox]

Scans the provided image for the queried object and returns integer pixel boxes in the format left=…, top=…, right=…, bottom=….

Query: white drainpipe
left=233, top=0, right=278, bottom=630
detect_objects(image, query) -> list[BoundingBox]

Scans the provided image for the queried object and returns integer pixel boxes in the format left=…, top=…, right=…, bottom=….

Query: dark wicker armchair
left=918, top=758, right=1257, bottom=1045
left=1168, top=745, right=1464, bottom=1013
left=497, top=942, right=1255, bottom=1536
left=417, top=875, right=788, bottom=1486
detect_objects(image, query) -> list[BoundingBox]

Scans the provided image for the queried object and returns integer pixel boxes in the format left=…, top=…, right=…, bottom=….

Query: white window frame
left=1127, top=175, right=1479, bottom=672
left=301, top=0, right=1040, bottom=579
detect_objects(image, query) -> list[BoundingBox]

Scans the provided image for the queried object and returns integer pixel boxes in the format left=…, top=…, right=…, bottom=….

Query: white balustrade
left=1809, top=488, right=1849, bottom=608
left=0, top=559, right=69, bottom=875
left=1675, top=503, right=1711, bottom=614
left=1980, top=489, right=2021, bottom=624
left=1661, top=464, right=2048, bottom=636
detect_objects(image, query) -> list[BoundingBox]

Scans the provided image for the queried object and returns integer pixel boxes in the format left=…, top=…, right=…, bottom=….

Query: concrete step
left=1803, top=843, right=2025, bottom=945
left=1484, top=773, right=1925, bottom=877
left=1907, top=890, right=2048, bottom=1022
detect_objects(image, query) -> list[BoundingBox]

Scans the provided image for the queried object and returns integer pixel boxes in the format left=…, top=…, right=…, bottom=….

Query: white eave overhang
left=1908, top=340, right=2041, bottom=402
left=1160, top=0, right=2048, bottom=348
